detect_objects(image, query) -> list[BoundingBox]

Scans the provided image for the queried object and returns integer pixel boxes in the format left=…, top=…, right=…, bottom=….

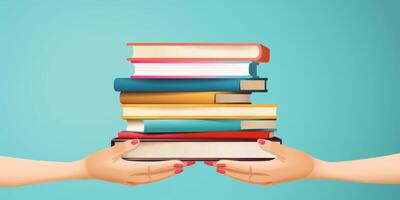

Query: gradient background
left=0, top=0, right=399, bottom=199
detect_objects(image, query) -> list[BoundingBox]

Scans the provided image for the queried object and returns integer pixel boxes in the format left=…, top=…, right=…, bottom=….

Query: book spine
left=114, top=78, right=267, bottom=92
left=118, top=131, right=272, bottom=139
left=142, top=120, right=242, bottom=133
left=126, top=43, right=270, bottom=63
left=129, top=76, right=254, bottom=79
left=120, top=92, right=217, bottom=104
left=111, top=137, right=282, bottom=145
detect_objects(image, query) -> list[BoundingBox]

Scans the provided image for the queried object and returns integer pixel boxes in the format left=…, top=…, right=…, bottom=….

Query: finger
left=126, top=168, right=182, bottom=185
left=216, top=160, right=279, bottom=175
left=204, top=161, right=217, bottom=166
left=258, top=139, right=290, bottom=161
left=218, top=169, right=273, bottom=185
left=217, top=168, right=249, bottom=183
left=111, top=139, right=140, bottom=156
left=183, top=161, right=196, bottom=166
left=131, top=160, right=184, bottom=175
left=215, top=160, right=252, bottom=173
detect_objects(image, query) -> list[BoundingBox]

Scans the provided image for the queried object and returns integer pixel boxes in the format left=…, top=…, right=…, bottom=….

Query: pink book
left=127, top=43, right=270, bottom=62
left=130, top=75, right=247, bottom=79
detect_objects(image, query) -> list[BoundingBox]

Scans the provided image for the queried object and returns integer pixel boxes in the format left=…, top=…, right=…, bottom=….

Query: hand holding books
left=2, top=43, right=399, bottom=188
left=205, top=139, right=314, bottom=185
left=206, top=140, right=400, bottom=185
left=1, top=140, right=400, bottom=187
left=84, top=139, right=194, bottom=186
left=0, top=139, right=194, bottom=187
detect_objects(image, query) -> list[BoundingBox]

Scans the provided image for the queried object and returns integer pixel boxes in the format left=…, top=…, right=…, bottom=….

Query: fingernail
left=185, top=161, right=196, bottom=166
left=174, top=163, right=184, bottom=168
left=216, top=168, right=225, bottom=174
left=258, top=139, right=265, bottom=145
left=216, top=163, right=226, bottom=168
left=131, top=139, right=139, bottom=145
left=204, top=161, right=214, bottom=166
left=175, top=168, right=183, bottom=174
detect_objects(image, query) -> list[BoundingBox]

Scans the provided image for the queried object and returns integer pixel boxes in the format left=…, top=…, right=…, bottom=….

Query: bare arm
left=0, top=157, right=89, bottom=187
left=309, top=154, right=400, bottom=183
left=207, top=140, right=400, bottom=185
left=0, top=139, right=192, bottom=187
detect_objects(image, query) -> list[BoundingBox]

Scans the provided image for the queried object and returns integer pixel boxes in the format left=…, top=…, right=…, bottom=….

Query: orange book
left=127, top=43, right=270, bottom=62
left=120, top=92, right=251, bottom=104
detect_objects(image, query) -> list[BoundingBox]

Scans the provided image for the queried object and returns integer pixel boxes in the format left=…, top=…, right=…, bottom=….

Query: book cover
left=125, top=119, right=276, bottom=132
left=111, top=137, right=282, bottom=161
left=121, top=104, right=278, bottom=119
left=127, top=43, right=270, bottom=62
left=130, top=62, right=258, bottom=78
left=118, top=130, right=273, bottom=139
left=114, top=78, right=268, bottom=92
left=119, top=92, right=251, bottom=104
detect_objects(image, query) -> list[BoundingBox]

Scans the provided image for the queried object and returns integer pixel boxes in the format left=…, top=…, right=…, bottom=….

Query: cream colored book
left=127, top=43, right=270, bottom=62
left=112, top=138, right=281, bottom=161
left=121, top=104, right=278, bottom=119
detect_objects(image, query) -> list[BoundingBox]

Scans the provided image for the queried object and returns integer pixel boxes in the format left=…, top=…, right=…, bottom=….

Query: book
left=127, top=43, right=270, bottom=63
left=111, top=137, right=282, bottom=161
left=130, top=62, right=258, bottom=78
left=118, top=130, right=273, bottom=139
left=120, top=92, right=251, bottom=104
left=121, top=104, right=278, bottom=119
left=114, top=78, right=267, bottom=92
left=125, top=119, right=276, bottom=132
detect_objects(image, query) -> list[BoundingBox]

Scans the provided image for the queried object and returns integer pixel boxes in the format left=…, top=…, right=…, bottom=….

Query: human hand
left=205, top=139, right=315, bottom=186
left=83, top=139, right=194, bottom=186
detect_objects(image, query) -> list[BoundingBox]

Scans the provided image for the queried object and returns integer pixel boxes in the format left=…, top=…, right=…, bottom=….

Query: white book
left=112, top=138, right=280, bottom=161
left=131, top=62, right=257, bottom=78
left=121, top=104, right=278, bottom=119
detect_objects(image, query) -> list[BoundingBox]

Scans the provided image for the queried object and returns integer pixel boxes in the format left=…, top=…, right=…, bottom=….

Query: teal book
left=114, top=78, right=267, bottom=92
left=126, top=119, right=276, bottom=133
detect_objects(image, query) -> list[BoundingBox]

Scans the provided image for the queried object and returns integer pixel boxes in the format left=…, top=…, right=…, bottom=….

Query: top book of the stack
left=127, top=43, right=270, bottom=63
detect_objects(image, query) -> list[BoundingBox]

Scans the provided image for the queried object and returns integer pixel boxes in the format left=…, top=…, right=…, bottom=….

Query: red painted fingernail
left=216, top=163, right=226, bottom=168
left=216, top=168, right=225, bottom=174
left=174, top=163, right=184, bottom=168
left=258, top=139, right=265, bottom=145
left=185, top=161, right=196, bottom=166
left=175, top=168, right=183, bottom=174
left=131, top=139, right=139, bottom=145
left=204, top=161, right=214, bottom=166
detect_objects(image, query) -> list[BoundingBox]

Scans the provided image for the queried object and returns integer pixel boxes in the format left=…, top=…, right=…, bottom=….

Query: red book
left=118, top=130, right=272, bottom=140
left=127, top=43, right=270, bottom=63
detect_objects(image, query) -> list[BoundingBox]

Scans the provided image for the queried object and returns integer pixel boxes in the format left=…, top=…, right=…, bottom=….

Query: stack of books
left=111, top=43, right=280, bottom=161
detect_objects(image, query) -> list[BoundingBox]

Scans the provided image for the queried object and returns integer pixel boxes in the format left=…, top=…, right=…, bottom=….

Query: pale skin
left=0, top=139, right=195, bottom=187
left=206, top=139, right=400, bottom=185
left=1, top=139, right=399, bottom=187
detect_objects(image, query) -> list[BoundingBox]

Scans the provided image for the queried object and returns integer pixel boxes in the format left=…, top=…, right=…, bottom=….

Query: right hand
left=205, top=139, right=315, bottom=186
left=83, top=139, right=195, bottom=186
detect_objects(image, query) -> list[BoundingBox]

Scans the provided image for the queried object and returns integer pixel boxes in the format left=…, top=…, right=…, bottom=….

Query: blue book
left=114, top=78, right=267, bottom=92
left=126, top=119, right=276, bottom=133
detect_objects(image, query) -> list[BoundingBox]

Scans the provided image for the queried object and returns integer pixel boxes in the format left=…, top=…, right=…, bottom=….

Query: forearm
left=0, top=156, right=91, bottom=187
left=308, top=154, right=400, bottom=184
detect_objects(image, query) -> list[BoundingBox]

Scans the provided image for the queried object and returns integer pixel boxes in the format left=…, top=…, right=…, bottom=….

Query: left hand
left=83, top=139, right=194, bottom=186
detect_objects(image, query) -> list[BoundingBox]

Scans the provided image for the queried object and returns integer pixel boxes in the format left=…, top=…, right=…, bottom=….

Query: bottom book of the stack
left=111, top=134, right=281, bottom=161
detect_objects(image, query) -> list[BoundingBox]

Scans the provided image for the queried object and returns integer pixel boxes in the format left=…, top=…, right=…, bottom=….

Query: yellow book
left=121, top=104, right=278, bottom=119
left=120, top=92, right=251, bottom=104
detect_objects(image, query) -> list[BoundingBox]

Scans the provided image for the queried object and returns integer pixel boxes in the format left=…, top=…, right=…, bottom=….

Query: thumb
left=111, top=139, right=140, bottom=156
left=258, top=139, right=289, bottom=161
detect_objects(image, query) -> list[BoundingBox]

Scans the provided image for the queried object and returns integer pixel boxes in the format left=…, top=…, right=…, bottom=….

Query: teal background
left=0, top=0, right=399, bottom=199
